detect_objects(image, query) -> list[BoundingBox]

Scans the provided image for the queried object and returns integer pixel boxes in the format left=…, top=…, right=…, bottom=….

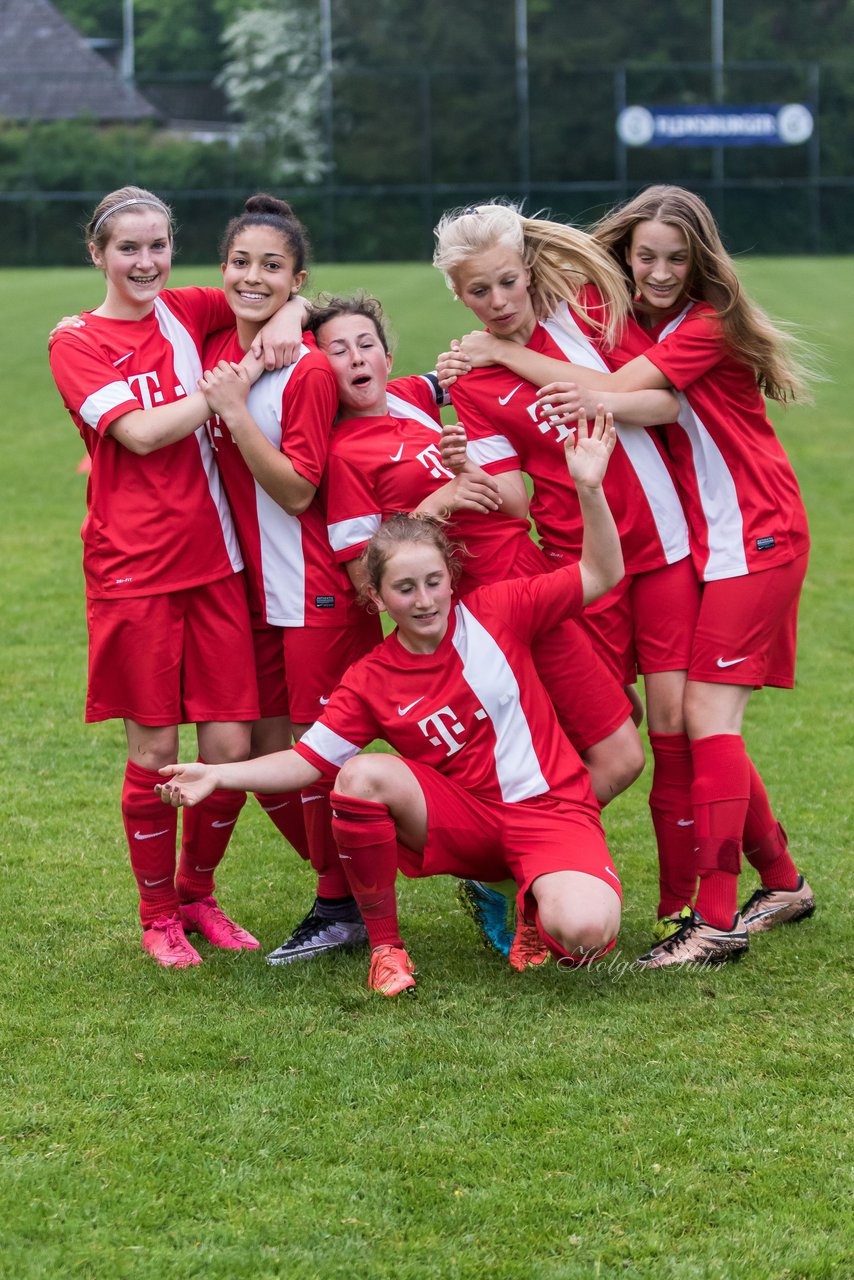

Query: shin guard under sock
left=177, top=775, right=247, bottom=903
left=690, top=735, right=750, bottom=929
left=648, top=732, right=697, bottom=917
left=742, top=758, right=799, bottom=890
left=330, top=792, right=402, bottom=949
left=122, top=759, right=179, bottom=925
left=255, top=791, right=311, bottom=862
left=302, top=784, right=353, bottom=900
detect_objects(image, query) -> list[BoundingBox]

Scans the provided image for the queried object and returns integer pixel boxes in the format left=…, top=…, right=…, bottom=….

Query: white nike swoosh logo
left=301, top=795, right=323, bottom=804
left=716, top=656, right=748, bottom=668
left=390, top=444, right=405, bottom=461
left=319, top=696, right=330, bottom=705
left=397, top=697, right=425, bottom=716
left=604, top=866, right=621, bottom=881
left=194, top=864, right=217, bottom=872
left=112, top=351, right=134, bottom=367
left=143, top=875, right=170, bottom=886
left=211, top=818, right=238, bottom=828
left=498, top=383, right=524, bottom=406
left=261, top=801, right=290, bottom=812
left=677, top=818, right=694, bottom=827
left=134, top=829, right=169, bottom=841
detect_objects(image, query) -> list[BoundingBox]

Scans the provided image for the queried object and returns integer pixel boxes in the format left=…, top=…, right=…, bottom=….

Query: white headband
left=92, top=198, right=169, bottom=238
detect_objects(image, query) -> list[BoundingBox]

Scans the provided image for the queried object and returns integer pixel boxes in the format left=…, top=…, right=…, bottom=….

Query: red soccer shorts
left=531, top=619, right=632, bottom=754
left=391, top=757, right=622, bottom=919
left=252, top=613, right=384, bottom=724
left=86, top=573, right=259, bottom=725
left=688, top=551, right=808, bottom=689
left=578, top=557, right=701, bottom=686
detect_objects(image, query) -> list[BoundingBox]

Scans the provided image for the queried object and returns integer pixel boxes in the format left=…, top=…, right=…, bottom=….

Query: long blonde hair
left=590, top=185, right=812, bottom=403
left=433, top=201, right=629, bottom=346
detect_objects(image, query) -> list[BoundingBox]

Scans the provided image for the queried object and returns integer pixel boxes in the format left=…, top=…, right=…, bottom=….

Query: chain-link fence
left=2, top=59, right=853, bottom=264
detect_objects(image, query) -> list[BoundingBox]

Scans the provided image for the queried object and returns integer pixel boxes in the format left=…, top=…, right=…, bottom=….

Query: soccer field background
left=2, top=259, right=853, bottom=1279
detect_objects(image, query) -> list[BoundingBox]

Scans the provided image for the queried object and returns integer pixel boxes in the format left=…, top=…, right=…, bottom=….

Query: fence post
left=808, top=62, right=821, bottom=254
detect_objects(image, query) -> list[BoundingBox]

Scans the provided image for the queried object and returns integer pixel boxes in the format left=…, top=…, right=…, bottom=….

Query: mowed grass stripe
left=0, top=260, right=852, bottom=1280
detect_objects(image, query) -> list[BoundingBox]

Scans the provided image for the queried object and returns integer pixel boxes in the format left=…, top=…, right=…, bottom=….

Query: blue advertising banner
left=616, top=104, right=814, bottom=148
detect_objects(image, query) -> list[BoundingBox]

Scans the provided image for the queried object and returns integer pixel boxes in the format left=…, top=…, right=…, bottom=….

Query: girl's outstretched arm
left=156, top=750, right=322, bottom=808
left=536, top=377, right=678, bottom=428
left=564, top=406, right=624, bottom=604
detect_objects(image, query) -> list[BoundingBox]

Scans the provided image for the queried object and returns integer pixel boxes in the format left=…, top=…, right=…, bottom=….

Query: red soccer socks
left=330, top=792, right=403, bottom=950
left=648, top=732, right=697, bottom=918
left=122, top=759, right=178, bottom=925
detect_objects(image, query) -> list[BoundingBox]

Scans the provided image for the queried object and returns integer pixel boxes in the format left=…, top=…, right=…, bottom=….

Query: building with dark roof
left=0, top=0, right=157, bottom=122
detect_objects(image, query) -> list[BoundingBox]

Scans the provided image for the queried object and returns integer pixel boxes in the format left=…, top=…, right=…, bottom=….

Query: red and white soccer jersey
left=616, top=302, right=810, bottom=581
left=203, top=329, right=363, bottom=627
left=295, top=565, right=596, bottom=809
left=49, top=287, right=243, bottom=598
left=324, top=374, right=546, bottom=588
left=450, top=300, right=690, bottom=575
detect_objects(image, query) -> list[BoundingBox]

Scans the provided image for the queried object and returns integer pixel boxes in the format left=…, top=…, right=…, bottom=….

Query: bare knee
left=584, top=721, right=645, bottom=806
left=197, top=722, right=252, bottom=765
left=334, top=755, right=387, bottom=802
left=539, top=904, right=619, bottom=958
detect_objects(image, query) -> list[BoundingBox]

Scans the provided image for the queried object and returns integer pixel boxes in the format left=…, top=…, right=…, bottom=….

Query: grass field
left=2, top=258, right=853, bottom=1280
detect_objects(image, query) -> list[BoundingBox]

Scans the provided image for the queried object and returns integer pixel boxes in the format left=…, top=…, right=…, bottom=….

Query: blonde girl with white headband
left=49, top=185, right=304, bottom=969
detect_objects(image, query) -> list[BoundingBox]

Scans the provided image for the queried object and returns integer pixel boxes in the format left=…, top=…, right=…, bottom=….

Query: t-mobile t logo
left=418, top=705, right=465, bottom=756
left=416, top=442, right=454, bottom=481
left=127, top=370, right=187, bottom=407
left=529, top=400, right=577, bottom=444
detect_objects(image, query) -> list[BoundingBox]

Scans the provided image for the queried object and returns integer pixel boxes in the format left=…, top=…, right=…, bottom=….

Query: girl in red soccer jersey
left=49, top=186, right=304, bottom=968
left=432, top=202, right=702, bottom=941
left=157, top=408, right=625, bottom=997
left=521, top=185, right=814, bottom=965
left=309, top=295, right=644, bottom=799
left=309, top=290, right=644, bottom=958
left=197, top=196, right=383, bottom=966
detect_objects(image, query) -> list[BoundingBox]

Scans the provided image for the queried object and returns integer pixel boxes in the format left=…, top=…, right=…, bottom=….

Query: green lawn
left=1, top=259, right=852, bottom=1280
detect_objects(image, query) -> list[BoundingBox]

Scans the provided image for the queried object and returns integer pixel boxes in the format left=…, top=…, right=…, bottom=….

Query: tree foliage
left=217, top=5, right=327, bottom=182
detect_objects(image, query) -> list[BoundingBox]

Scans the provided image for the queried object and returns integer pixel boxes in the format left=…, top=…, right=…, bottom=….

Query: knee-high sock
left=302, top=783, right=353, bottom=901
left=648, top=732, right=697, bottom=917
left=691, top=735, right=750, bottom=929
left=330, top=792, right=402, bottom=949
left=254, top=791, right=311, bottom=862
left=122, top=760, right=178, bottom=926
left=177, top=772, right=247, bottom=904
left=742, top=758, right=799, bottom=890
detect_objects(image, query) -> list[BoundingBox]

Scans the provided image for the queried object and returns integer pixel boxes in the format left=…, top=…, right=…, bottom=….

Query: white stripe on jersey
left=80, top=380, right=134, bottom=430
left=544, top=304, right=690, bottom=565
left=328, top=512, right=382, bottom=555
left=451, top=602, right=548, bottom=803
left=387, top=391, right=441, bottom=432
left=325, top=394, right=438, bottom=557
left=300, top=721, right=361, bottom=770
left=466, top=434, right=519, bottom=468
left=656, top=309, right=747, bottom=580
left=244, top=353, right=311, bottom=624
left=673, top=394, right=747, bottom=578
left=153, top=297, right=243, bottom=573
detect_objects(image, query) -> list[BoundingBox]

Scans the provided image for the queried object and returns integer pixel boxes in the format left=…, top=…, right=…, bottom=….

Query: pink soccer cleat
left=368, top=945, right=416, bottom=997
left=507, top=917, right=550, bottom=971
left=142, top=914, right=203, bottom=968
left=180, top=896, right=260, bottom=950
